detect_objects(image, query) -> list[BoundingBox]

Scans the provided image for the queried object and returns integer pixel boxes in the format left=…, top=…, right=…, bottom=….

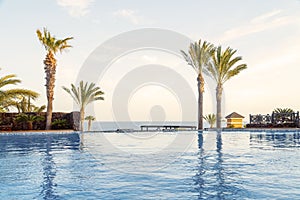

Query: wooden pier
left=140, top=125, right=197, bottom=131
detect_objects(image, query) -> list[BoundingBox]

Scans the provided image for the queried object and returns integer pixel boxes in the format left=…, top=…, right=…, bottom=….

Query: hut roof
left=225, top=112, right=244, bottom=119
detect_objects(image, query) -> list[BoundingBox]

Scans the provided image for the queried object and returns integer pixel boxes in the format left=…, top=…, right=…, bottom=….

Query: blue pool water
left=0, top=131, right=299, bottom=199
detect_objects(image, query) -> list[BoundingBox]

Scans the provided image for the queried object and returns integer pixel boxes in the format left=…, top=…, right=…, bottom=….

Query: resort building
left=225, top=112, right=244, bottom=128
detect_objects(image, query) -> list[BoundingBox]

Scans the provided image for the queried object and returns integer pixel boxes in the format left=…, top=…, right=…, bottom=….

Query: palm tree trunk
left=44, top=51, right=56, bottom=130
left=46, top=100, right=53, bottom=130
left=197, top=74, right=204, bottom=130
left=28, top=121, right=33, bottom=130
left=27, top=96, right=31, bottom=112
left=88, top=120, right=91, bottom=131
left=80, top=108, right=85, bottom=132
left=216, top=84, right=223, bottom=129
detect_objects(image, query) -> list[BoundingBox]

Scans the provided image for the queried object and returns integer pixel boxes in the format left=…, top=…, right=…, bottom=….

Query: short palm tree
left=85, top=115, right=95, bottom=131
left=0, top=73, right=21, bottom=111
left=207, top=46, right=247, bottom=128
left=273, top=108, right=294, bottom=123
left=62, top=81, right=104, bottom=131
left=7, top=94, right=45, bottom=113
left=203, top=114, right=216, bottom=128
left=0, top=70, right=39, bottom=112
left=15, top=114, right=45, bottom=130
left=0, top=73, right=20, bottom=88
left=36, top=28, right=73, bottom=130
left=273, top=108, right=294, bottom=114
left=181, top=40, right=214, bottom=130
left=0, top=89, right=39, bottom=112
left=51, top=119, right=68, bottom=129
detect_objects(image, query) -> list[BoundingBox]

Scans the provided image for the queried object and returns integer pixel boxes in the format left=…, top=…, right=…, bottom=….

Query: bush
left=51, top=119, right=69, bottom=129
left=15, top=114, right=44, bottom=130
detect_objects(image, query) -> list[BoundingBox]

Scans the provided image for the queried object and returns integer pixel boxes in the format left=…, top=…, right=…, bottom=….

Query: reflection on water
left=215, top=133, right=225, bottom=199
left=250, top=132, right=300, bottom=149
left=39, top=134, right=80, bottom=199
left=0, top=132, right=299, bottom=199
left=194, top=132, right=249, bottom=199
left=194, top=131, right=300, bottom=199
left=39, top=137, right=58, bottom=200
left=82, top=132, right=196, bottom=173
left=0, top=133, right=80, bottom=199
left=194, top=133, right=205, bottom=198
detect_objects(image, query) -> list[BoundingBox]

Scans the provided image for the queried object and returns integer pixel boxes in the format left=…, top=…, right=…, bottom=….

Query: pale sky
left=0, top=0, right=300, bottom=122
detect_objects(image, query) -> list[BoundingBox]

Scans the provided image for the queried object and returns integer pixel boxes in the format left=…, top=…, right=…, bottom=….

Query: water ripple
left=0, top=132, right=299, bottom=199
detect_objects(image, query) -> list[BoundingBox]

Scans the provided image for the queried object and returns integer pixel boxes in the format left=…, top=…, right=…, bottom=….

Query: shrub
left=15, top=114, right=44, bottom=130
left=51, top=119, right=69, bottom=129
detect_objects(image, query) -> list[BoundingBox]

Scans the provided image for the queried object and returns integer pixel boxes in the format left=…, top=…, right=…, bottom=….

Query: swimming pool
left=0, top=131, right=299, bottom=199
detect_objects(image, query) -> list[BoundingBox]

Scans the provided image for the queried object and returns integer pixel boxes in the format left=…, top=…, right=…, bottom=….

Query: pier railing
left=140, top=125, right=197, bottom=131
left=249, top=112, right=300, bottom=128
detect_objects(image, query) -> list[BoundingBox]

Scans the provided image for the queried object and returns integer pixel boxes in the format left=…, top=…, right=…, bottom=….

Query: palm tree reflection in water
left=215, top=132, right=226, bottom=199
left=194, top=132, right=239, bottom=199
left=194, top=133, right=205, bottom=199
left=40, top=136, right=58, bottom=200
left=80, top=133, right=85, bottom=151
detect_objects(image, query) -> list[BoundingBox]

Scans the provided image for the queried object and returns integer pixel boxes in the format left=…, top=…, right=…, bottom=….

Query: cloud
left=218, top=10, right=298, bottom=43
left=113, top=9, right=148, bottom=25
left=57, top=0, right=94, bottom=17
left=253, top=52, right=298, bottom=72
left=250, top=10, right=282, bottom=23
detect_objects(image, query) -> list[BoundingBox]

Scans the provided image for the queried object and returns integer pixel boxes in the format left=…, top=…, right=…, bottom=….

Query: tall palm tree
left=203, top=114, right=216, bottom=128
left=207, top=46, right=247, bottom=128
left=181, top=40, right=215, bottom=130
left=85, top=115, right=95, bottom=131
left=36, top=28, right=73, bottom=130
left=62, top=81, right=104, bottom=131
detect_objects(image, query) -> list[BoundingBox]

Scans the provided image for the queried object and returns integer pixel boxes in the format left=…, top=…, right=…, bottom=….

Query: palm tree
left=36, top=28, right=73, bottom=130
left=0, top=73, right=21, bottom=111
left=15, top=114, right=45, bottom=130
left=0, top=70, right=39, bottom=112
left=181, top=40, right=215, bottom=130
left=0, top=73, right=20, bottom=87
left=273, top=108, right=294, bottom=114
left=6, top=94, right=45, bottom=113
left=273, top=108, right=294, bottom=124
left=207, top=46, right=247, bottom=128
left=85, top=115, right=95, bottom=131
left=51, top=119, right=68, bottom=130
left=62, top=81, right=104, bottom=131
left=0, top=89, right=40, bottom=112
left=203, top=114, right=216, bottom=128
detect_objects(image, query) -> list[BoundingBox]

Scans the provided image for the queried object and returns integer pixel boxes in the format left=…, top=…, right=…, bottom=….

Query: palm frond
left=180, top=39, right=215, bottom=75
left=36, top=28, right=73, bottom=54
left=207, top=46, right=247, bottom=85
left=273, top=108, right=294, bottom=114
left=85, top=115, right=95, bottom=121
left=203, top=114, right=216, bottom=128
left=63, top=81, right=104, bottom=112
